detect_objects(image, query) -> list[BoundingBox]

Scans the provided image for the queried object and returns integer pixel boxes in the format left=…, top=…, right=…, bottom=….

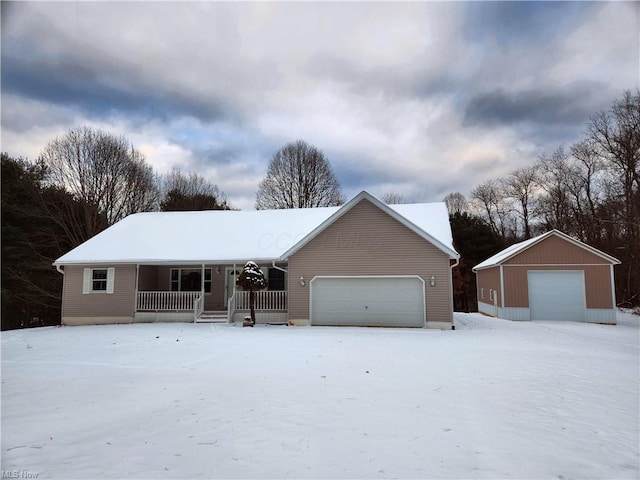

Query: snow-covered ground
left=2, top=312, right=638, bottom=479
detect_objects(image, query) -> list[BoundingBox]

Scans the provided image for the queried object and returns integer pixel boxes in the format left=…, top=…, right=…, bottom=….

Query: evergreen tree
left=450, top=212, right=503, bottom=312
left=236, top=261, right=267, bottom=325
left=1, top=154, right=75, bottom=329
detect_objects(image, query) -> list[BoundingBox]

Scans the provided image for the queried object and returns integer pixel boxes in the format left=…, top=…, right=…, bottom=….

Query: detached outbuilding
left=473, top=230, right=620, bottom=324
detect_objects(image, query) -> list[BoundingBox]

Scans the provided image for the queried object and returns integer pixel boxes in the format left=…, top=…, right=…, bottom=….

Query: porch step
left=196, top=311, right=228, bottom=323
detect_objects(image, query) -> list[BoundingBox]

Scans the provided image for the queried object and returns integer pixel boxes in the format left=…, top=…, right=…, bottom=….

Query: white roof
left=473, top=229, right=620, bottom=271
left=54, top=191, right=458, bottom=265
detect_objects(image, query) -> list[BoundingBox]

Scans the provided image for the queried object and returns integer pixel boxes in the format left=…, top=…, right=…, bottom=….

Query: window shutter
left=82, top=268, right=92, bottom=294
left=106, top=268, right=115, bottom=294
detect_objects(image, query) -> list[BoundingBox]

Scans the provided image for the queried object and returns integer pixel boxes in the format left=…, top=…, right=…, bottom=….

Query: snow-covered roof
left=54, top=191, right=458, bottom=266
left=473, top=229, right=620, bottom=271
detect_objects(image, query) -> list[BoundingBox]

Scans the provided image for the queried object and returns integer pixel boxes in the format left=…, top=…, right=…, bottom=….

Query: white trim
left=201, top=263, right=205, bottom=297
left=134, top=264, right=140, bottom=313
left=502, top=263, right=614, bottom=267
left=225, top=266, right=239, bottom=303
left=106, top=267, right=115, bottom=294
left=82, top=268, right=91, bottom=294
left=610, top=264, right=617, bottom=309
left=309, top=275, right=426, bottom=328
left=279, top=191, right=459, bottom=260
left=83, top=267, right=114, bottom=294
left=55, top=258, right=281, bottom=267
left=499, top=264, right=505, bottom=309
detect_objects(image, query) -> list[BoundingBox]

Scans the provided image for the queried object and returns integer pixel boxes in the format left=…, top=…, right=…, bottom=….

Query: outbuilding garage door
left=528, top=271, right=586, bottom=322
left=310, top=276, right=425, bottom=327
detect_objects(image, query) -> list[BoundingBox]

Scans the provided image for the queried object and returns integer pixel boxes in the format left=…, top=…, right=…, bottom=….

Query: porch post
left=134, top=264, right=140, bottom=320
left=201, top=263, right=205, bottom=297
left=233, top=262, right=236, bottom=298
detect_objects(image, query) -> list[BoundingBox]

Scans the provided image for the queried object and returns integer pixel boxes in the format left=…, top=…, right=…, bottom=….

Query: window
left=481, top=288, right=485, bottom=300
left=92, top=269, right=108, bottom=291
left=83, top=267, right=115, bottom=294
left=268, top=268, right=286, bottom=291
left=489, top=289, right=495, bottom=301
left=170, top=268, right=212, bottom=293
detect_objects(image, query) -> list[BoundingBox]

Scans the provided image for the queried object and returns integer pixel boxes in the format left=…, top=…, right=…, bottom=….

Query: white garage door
left=528, top=271, right=586, bottom=322
left=310, top=276, right=425, bottom=327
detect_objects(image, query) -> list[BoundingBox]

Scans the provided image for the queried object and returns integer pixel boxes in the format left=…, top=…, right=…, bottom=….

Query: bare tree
left=505, top=166, right=539, bottom=239
left=444, top=192, right=468, bottom=215
left=256, top=140, right=345, bottom=209
left=587, top=90, right=640, bottom=305
left=160, top=168, right=230, bottom=211
left=471, top=180, right=512, bottom=240
left=381, top=192, right=407, bottom=204
left=39, top=126, right=158, bottom=244
left=566, top=140, right=606, bottom=243
left=536, top=148, right=574, bottom=234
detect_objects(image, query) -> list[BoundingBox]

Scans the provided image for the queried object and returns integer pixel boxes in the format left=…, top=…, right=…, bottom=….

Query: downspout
left=449, top=255, right=460, bottom=330
left=272, top=259, right=289, bottom=321
left=271, top=259, right=288, bottom=273
left=610, top=263, right=617, bottom=314
left=134, top=264, right=140, bottom=322
left=499, top=265, right=505, bottom=319
left=55, top=264, right=65, bottom=323
left=199, top=263, right=205, bottom=322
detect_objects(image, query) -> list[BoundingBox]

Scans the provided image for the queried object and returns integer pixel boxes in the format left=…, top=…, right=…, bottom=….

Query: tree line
left=1, top=132, right=344, bottom=330
left=2, top=90, right=637, bottom=328
left=1, top=127, right=231, bottom=329
left=447, top=90, right=640, bottom=311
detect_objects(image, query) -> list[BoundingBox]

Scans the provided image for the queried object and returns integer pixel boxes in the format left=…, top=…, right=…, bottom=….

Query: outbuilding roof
left=54, top=191, right=458, bottom=266
left=472, top=229, right=621, bottom=271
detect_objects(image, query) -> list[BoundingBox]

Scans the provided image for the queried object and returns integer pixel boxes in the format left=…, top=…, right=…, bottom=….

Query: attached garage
left=310, top=276, right=426, bottom=327
left=473, top=230, right=620, bottom=324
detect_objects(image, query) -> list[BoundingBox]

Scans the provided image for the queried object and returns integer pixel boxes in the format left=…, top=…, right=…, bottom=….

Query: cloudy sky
left=2, top=1, right=638, bottom=210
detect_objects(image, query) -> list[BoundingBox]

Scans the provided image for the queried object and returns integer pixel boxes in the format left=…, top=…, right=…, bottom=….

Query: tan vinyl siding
left=505, top=235, right=610, bottom=265
left=62, top=264, right=136, bottom=318
left=476, top=267, right=501, bottom=307
left=288, top=199, right=453, bottom=325
left=138, top=265, right=157, bottom=290
left=503, top=265, right=614, bottom=309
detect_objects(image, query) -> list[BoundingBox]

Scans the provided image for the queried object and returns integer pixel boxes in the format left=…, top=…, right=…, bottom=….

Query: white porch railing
left=194, top=293, right=205, bottom=322
left=233, top=290, right=288, bottom=311
left=137, top=291, right=201, bottom=311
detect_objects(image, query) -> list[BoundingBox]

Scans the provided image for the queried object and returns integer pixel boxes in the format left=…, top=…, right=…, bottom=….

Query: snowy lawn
left=2, top=312, right=639, bottom=480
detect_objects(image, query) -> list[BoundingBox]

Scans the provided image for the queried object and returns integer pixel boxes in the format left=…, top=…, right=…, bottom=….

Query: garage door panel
left=311, top=277, right=425, bottom=327
left=528, top=271, right=585, bottom=321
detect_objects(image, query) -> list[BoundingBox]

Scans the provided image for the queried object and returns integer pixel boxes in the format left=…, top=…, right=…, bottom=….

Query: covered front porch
left=133, top=263, right=288, bottom=323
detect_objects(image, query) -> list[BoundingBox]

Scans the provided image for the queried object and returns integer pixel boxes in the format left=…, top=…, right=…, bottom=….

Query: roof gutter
left=271, top=259, right=288, bottom=274
left=55, top=264, right=64, bottom=275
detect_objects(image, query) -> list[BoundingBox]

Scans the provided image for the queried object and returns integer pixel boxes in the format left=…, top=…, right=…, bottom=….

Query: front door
left=225, top=267, right=241, bottom=304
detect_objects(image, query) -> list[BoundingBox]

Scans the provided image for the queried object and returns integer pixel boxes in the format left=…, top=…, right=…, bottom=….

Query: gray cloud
left=462, top=81, right=610, bottom=132
left=1, top=1, right=637, bottom=210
